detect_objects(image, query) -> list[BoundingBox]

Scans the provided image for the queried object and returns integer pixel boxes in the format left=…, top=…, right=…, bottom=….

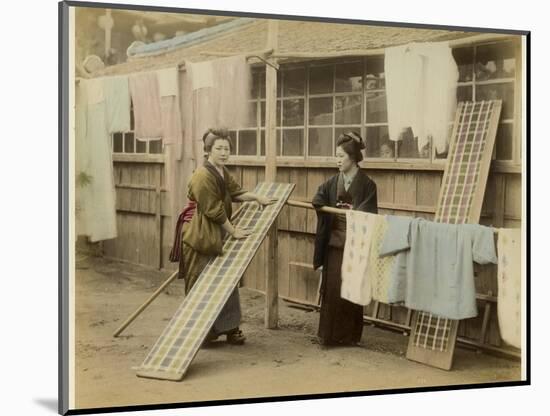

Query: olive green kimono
left=180, top=160, right=247, bottom=335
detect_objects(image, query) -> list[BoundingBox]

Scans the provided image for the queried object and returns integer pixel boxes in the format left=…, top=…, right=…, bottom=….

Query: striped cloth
left=136, top=182, right=295, bottom=381
left=412, top=100, right=501, bottom=351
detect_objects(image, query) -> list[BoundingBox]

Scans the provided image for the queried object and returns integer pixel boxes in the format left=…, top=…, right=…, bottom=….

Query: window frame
left=111, top=36, right=522, bottom=170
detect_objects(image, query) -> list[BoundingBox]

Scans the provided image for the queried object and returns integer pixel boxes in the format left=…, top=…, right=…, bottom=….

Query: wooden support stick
left=264, top=19, right=279, bottom=329
left=113, top=270, right=179, bottom=337
left=285, top=199, right=502, bottom=233
left=113, top=205, right=246, bottom=337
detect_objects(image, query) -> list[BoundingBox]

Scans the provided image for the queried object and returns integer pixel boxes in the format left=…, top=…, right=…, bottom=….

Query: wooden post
left=264, top=20, right=279, bottom=329
left=155, top=166, right=162, bottom=270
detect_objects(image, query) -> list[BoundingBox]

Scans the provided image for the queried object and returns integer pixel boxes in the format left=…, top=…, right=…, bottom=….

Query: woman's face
left=208, top=138, right=231, bottom=167
left=336, top=145, right=355, bottom=173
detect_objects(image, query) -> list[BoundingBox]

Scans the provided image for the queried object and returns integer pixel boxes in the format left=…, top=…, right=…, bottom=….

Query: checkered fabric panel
left=412, top=311, right=452, bottom=351
left=436, top=101, right=496, bottom=224
left=136, top=182, right=295, bottom=380
left=414, top=100, right=501, bottom=351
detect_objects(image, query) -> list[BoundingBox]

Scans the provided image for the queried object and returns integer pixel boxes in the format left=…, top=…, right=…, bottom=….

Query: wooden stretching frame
left=406, top=100, right=502, bottom=370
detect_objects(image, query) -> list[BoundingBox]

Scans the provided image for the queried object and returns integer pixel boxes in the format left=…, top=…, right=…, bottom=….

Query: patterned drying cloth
left=497, top=228, right=522, bottom=349
left=340, top=210, right=377, bottom=306
left=367, top=215, right=396, bottom=304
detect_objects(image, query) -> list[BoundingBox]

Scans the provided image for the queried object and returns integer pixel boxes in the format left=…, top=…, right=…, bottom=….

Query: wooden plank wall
left=100, top=161, right=522, bottom=350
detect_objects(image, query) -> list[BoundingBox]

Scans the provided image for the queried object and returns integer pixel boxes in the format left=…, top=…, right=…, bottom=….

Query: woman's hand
left=232, top=227, right=253, bottom=239
left=256, top=195, right=278, bottom=208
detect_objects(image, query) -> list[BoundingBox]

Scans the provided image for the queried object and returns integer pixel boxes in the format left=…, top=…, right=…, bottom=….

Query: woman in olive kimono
left=180, top=128, right=277, bottom=345
left=312, top=132, right=378, bottom=346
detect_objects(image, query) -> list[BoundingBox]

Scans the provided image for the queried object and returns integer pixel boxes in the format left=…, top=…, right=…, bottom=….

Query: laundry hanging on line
left=129, top=71, right=163, bottom=141
left=339, top=211, right=500, bottom=322
left=497, top=228, right=522, bottom=349
left=384, top=41, right=459, bottom=154
left=75, top=79, right=118, bottom=242
left=379, top=215, right=497, bottom=320
left=103, top=75, right=131, bottom=134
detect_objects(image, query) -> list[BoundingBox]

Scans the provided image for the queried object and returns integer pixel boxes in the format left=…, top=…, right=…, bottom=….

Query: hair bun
left=345, top=131, right=366, bottom=150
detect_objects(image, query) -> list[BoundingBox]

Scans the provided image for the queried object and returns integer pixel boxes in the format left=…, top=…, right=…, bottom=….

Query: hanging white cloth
left=157, top=67, right=183, bottom=154
left=415, top=42, right=459, bottom=154
left=385, top=43, right=424, bottom=144
left=188, top=60, right=215, bottom=90
left=75, top=81, right=91, bottom=237
left=104, top=75, right=131, bottom=134
left=75, top=79, right=118, bottom=242
left=497, top=228, right=522, bottom=349
left=157, top=67, right=179, bottom=97
left=384, top=41, right=458, bottom=154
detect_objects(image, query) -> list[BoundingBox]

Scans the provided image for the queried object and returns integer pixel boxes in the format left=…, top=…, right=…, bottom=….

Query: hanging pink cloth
left=129, top=71, right=163, bottom=140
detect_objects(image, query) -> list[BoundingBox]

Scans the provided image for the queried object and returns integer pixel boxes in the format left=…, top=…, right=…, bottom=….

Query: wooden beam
left=265, top=20, right=279, bottom=330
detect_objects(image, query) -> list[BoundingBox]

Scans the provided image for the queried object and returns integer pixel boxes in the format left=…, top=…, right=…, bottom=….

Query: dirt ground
left=75, top=256, right=521, bottom=410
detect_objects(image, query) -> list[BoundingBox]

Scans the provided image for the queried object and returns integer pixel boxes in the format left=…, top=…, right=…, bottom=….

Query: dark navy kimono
left=312, top=168, right=378, bottom=345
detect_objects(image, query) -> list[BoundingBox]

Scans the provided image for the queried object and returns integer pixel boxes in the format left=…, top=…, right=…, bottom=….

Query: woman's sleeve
left=227, top=173, right=248, bottom=201
left=357, top=180, right=378, bottom=214
left=312, top=181, right=330, bottom=209
left=190, top=173, right=228, bottom=225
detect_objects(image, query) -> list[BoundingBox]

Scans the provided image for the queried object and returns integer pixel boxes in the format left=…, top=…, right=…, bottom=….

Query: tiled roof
left=96, top=18, right=482, bottom=77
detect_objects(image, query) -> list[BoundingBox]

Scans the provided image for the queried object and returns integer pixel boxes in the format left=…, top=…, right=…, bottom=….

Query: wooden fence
left=100, top=159, right=522, bottom=355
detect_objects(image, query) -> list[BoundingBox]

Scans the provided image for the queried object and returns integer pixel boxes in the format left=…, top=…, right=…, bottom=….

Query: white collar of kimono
left=342, top=165, right=359, bottom=186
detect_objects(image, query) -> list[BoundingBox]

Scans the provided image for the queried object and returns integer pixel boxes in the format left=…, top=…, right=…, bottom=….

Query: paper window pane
left=238, top=130, right=257, bottom=156
left=452, top=46, right=474, bottom=82
left=308, top=127, right=333, bottom=157
left=309, top=97, right=333, bottom=125
left=283, top=68, right=305, bottom=97
left=366, top=56, right=385, bottom=90
left=228, top=130, right=237, bottom=153
left=476, top=82, right=514, bottom=119
left=365, top=126, right=392, bottom=158
left=496, top=122, right=514, bottom=160
left=457, top=85, right=473, bottom=102
left=366, top=91, right=387, bottom=123
left=475, top=41, right=516, bottom=81
left=335, top=61, right=363, bottom=93
left=149, top=139, right=162, bottom=154
left=309, top=65, right=334, bottom=95
left=135, top=137, right=146, bottom=153
left=282, top=129, right=304, bottom=156
left=397, top=127, right=430, bottom=159
left=124, top=132, right=135, bottom=153
left=335, top=95, right=361, bottom=124
left=113, top=133, right=123, bottom=153
left=283, top=99, right=304, bottom=126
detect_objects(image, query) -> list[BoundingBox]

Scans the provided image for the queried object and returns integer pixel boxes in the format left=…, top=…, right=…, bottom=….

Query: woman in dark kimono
left=179, top=128, right=277, bottom=345
left=312, top=131, right=378, bottom=346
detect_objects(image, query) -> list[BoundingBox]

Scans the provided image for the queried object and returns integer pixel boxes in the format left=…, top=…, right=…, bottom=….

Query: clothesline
left=74, top=51, right=270, bottom=85
left=285, top=199, right=502, bottom=234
